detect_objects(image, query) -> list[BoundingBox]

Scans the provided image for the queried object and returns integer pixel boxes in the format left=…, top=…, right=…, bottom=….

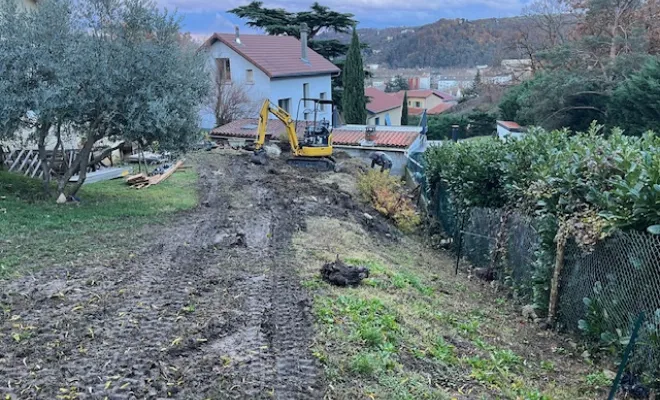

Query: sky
left=154, top=0, right=528, bottom=40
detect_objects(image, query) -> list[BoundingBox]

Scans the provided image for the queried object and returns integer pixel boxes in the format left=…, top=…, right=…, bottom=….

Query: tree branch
left=541, top=106, right=607, bottom=124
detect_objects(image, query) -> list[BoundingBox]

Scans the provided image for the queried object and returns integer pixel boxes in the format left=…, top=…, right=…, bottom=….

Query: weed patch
left=295, top=216, right=609, bottom=399
left=357, top=170, right=420, bottom=232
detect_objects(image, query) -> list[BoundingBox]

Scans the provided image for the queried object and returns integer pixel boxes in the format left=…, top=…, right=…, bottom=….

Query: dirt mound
left=334, top=158, right=368, bottom=176
left=321, top=259, right=370, bottom=286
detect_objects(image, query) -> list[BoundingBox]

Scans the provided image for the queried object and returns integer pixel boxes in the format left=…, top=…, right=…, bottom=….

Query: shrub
left=424, top=124, right=660, bottom=234
left=357, top=170, right=421, bottom=232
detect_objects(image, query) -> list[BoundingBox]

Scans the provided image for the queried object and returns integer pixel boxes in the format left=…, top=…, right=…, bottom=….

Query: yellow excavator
left=250, top=98, right=336, bottom=171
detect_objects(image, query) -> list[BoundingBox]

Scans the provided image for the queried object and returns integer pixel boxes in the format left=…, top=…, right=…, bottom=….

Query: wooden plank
left=16, top=150, right=33, bottom=173
left=9, top=149, right=26, bottom=171
left=31, top=160, right=43, bottom=178
left=126, top=173, right=147, bottom=183
left=25, top=153, right=40, bottom=176
left=148, top=160, right=184, bottom=186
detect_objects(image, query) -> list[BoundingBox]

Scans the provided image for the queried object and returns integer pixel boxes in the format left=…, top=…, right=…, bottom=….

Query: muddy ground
left=0, top=151, right=394, bottom=399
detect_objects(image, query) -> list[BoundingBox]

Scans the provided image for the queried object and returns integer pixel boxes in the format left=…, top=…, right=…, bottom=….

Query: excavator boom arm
left=254, top=100, right=300, bottom=154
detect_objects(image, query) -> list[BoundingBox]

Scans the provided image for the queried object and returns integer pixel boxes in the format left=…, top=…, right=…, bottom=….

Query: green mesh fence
left=457, top=207, right=539, bottom=301
left=559, top=232, right=660, bottom=386
left=421, top=175, right=660, bottom=386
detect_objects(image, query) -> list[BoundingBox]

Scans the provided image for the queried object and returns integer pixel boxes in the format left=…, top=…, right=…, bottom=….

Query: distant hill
left=319, top=16, right=529, bottom=68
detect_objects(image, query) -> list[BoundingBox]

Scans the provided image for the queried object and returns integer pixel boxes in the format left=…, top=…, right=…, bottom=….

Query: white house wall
left=367, top=107, right=402, bottom=126
left=269, top=75, right=333, bottom=122
left=202, top=40, right=334, bottom=128
left=201, top=41, right=271, bottom=129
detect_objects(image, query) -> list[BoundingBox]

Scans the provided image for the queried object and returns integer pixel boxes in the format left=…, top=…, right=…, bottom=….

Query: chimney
left=300, top=23, right=309, bottom=63
left=234, top=26, right=241, bottom=45
left=451, top=124, right=460, bottom=142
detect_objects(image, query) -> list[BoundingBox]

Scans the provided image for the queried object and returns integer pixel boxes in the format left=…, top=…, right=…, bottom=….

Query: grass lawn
left=293, top=217, right=610, bottom=400
left=0, top=167, right=198, bottom=278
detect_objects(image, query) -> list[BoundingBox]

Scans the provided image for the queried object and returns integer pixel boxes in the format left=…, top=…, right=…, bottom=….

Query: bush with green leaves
left=424, top=123, right=660, bottom=235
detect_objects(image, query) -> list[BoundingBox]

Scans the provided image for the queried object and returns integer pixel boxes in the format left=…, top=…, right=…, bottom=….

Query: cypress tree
left=342, top=27, right=366, bottom=124
left=401, top=91, right=409, bottom=125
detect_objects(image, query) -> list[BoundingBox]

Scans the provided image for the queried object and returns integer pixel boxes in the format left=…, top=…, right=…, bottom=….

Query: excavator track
left=286, top=157, right=336, bottom=171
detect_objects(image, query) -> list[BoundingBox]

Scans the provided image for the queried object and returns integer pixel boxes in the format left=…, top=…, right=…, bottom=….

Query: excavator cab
left=301, top=98, right=334, bottom=147
left=251, top=98, right=336, bottom=171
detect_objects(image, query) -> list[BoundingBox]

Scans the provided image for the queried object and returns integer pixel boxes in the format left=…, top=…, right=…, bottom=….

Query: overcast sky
left=154, top=0, right=527, bottom=39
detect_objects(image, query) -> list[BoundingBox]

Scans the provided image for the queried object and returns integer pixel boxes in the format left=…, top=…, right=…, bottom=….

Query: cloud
left=156, top=0, right=526, bottom=36
left=155, top=0, right=524, bottom=16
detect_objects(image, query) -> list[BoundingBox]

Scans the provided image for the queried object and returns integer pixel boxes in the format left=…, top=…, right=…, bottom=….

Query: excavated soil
left=0, top=151, right=392, bottom=399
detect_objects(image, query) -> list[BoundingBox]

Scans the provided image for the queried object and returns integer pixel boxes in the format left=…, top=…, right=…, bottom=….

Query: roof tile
left=203, top=34, right=340, bottom=78
left=210, top=118, right=311, bottom=139
left=211, top=120, right=420, bottom=149
left=497, top=120, right=522, bottom=130
left=365, top=87, right=402, bottom=114
left=332, top=127, right=419, bottom=148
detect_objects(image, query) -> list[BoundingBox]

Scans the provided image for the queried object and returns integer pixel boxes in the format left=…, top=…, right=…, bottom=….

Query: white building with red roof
left=200, top=27, right=340, bottom=129
left=365, top=87, right=403, bottom=126
left=393, top=89, right=457, bottom=116
left=497, top=120, right=526, bottom=140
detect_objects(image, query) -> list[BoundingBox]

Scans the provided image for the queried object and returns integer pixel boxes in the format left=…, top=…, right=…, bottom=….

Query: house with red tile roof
left=497, top=121, right=526, bottom=140
left=365, top=87, right=403, bottom=126
left=199, top=26, right=340, bottom=129
left=393, top=89, right=457, bottom=116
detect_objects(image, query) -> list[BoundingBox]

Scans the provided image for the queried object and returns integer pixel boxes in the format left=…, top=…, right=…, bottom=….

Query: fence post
left=608, top=312, right=646, bottom=400
left=547, top=223, right=568, bottom=326
left=455, top=211, right=468, bottom=275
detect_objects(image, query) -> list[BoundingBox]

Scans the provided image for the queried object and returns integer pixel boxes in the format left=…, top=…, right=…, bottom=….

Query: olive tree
left=0, top=0, right=81, bottom=194
left=0, top=0, right=209, bottom=197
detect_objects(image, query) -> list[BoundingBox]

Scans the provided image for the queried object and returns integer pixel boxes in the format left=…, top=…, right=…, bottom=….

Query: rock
left=320, top=258, right=370, bottom=287
left=474, top=267, right=495, bottom=282
left=56, top=193, right=67, bottom=204
left=522, top=304, right=538, bottom=321
left=263, top=144, right=282, bottom=158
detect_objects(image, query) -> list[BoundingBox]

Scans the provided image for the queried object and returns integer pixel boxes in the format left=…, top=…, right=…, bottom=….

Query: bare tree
left=511, top=0, right=576, bottom=73
left=211, top=77, right=255, bottom=128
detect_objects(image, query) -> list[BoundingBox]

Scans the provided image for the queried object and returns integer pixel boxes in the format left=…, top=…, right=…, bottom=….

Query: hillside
left=319, top=16, right=529, bottom=68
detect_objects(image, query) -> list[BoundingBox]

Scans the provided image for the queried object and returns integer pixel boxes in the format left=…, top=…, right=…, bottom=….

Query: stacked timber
left=126, top=173, right=150, bottom=189
left=125, top=160, right=184, bottom=189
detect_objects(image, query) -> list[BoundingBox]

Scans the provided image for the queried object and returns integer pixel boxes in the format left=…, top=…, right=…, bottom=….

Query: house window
left=215, top=58, right=231, bottom=82
left=408, top=101, right=412, bottom=106
left=246, top=69, right=254, bottom=83
left=319, top=92, right=327, bottom=111
left=278, top=98, right=291, bottom=113
left=415, top=101, right=421, bottom=107
left=375, top=117, right=380, bottom=125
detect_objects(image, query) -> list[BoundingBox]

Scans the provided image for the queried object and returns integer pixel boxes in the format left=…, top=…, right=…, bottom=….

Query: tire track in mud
left=0, top=153, right=325, bottom=399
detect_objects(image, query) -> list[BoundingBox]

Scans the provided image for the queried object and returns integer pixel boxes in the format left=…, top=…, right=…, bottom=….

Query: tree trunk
left=58, top=137, right=97, bottom=196
left=547, top=223, right=568, bottom=326
left=64, top=141, right=123, bottom=198
left=36, top=123, right=53, bottom=197
left=610, top=12, right=620, bottom=61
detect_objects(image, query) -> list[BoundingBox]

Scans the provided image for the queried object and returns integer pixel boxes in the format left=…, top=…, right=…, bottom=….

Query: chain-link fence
left=422, top=176, right=660, bottom=390
left=559, top=232, right=660, bottom=386
left=455, top=206, right=540, bottom=302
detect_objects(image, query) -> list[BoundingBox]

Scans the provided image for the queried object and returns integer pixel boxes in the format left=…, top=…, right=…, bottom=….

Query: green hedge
left=424, top=123, right=660, bottom=234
